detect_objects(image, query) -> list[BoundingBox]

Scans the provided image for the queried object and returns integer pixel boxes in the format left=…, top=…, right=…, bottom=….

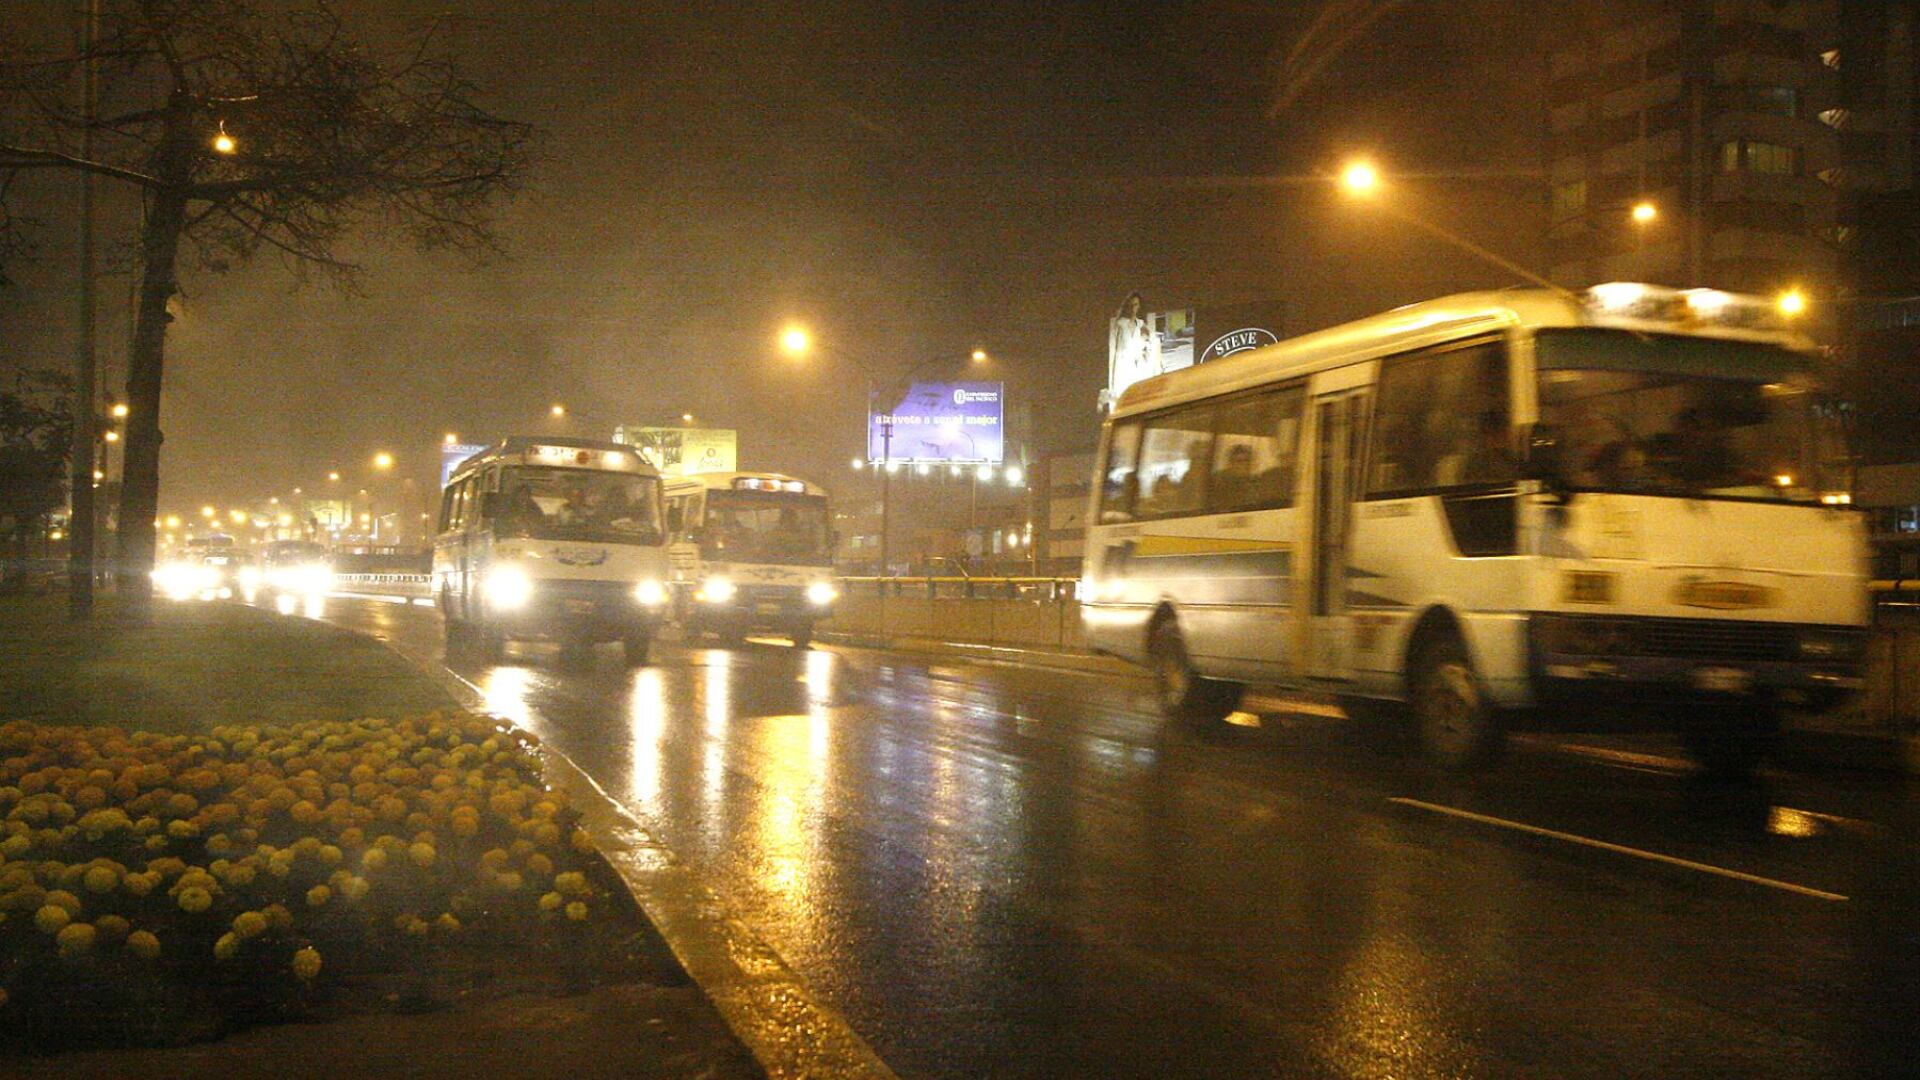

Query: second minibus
left=664, top=472, right=837, bottom=647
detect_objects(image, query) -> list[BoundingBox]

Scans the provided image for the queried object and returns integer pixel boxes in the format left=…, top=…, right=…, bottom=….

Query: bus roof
left=1111, top=284, right=1818, bottom=418
left=663, top=471, right=828, bottom=497
left=446, top=436, right=658, bottom=488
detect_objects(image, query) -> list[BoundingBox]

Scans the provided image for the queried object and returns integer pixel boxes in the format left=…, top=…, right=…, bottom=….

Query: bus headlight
left=633, top=579, right=667, bottom=606
left=237, top=565, right=264, bottom=592
left=696, top=577, right=736, bottom=604
left=805, top=581, right=838, bottom=606
left=485, top=566, right=534, bottom=610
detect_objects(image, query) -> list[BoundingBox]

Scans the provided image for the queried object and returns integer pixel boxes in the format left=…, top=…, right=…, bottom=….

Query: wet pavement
left=285, top=593, right=1919, bottom=1078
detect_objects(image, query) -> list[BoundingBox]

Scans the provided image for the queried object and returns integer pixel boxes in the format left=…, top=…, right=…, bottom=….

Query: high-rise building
left=1544, top=0, right=1917, bottom=312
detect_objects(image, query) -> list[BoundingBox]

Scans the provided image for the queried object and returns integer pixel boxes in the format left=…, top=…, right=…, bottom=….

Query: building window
left=1752, top=86, right=1798, bottom=117
left=1551, top=180, right=1588, bottom=221
left=1719, top=140, right=1799, bottom=176
left=1821, top=48, right=1841, bottom=70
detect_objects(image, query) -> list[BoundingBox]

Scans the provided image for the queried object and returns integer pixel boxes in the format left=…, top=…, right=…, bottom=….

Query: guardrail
left=328, top=573, right=432, bottom=600
left=837, top=575, right=1079, bottom=601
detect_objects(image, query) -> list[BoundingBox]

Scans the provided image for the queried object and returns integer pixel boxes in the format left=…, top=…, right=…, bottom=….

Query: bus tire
left=1410, top=637, right=1504, bottom=769
left=1680, top=704, right=1778, bottom=780
left=790, top=625, right=813, bottom=649
left=1148, top=619, right=1241, bottom=729
left=623, top=632, right=651, bottom=667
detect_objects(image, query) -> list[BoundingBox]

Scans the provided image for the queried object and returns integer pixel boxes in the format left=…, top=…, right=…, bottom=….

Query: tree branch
left=0, top=143, right=162, bottom=188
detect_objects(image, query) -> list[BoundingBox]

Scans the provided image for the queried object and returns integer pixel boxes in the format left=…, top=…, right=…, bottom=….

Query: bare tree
left=1, top=0, right=536, bottom=622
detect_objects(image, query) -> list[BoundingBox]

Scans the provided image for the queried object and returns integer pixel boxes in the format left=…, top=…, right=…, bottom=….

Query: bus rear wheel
left=1680, top=704, right=1778, bottom=780
left=790, top=625, right=813, bottom=649
left=1148, top=619, right=1241, bottom=729
left=1410, top=638, right=1504, bottom=769
left=623, top=632, right=651, bottom=667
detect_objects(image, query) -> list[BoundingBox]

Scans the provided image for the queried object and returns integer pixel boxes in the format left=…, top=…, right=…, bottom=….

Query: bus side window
left=1209, top=385, right=1305, bottom=513
left=449, top=479, right=469, bottom=531
left=1099, top=422, right=1143, bottom=523
left=439, top=485, right=457, bottom=534
left=1369, top=339, right=1510, bottom=496
left=1136, top=404, right=1215, bottom=519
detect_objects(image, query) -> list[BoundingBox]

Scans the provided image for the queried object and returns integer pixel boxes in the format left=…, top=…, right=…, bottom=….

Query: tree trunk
left=115, top=187, right=187, bottom=625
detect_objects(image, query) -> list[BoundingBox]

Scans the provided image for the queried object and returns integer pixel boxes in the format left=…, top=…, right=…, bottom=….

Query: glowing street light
left=444, top=432, right=459, bottom=445
left=1630, top=200, right=1658, bottom=224
left=201, top=506, right=216, bottom=519
left=211, top=122, right=236, bottom=155
left=164, top=515, right=181, bottom=529
left=228, top=509, right=247, bottom=524
left=1777, top=288, right=1808, bottom=318
left=681, top=412, right=694, bottom=424
left=549, top=403, right=566, bottom=418
left=327, top=471, right=341, bottom=482
left=779, top=326, right=812, bottom=357
left=372, top=451, right=395, bottom=470
left=970, top=348, right=988, bottom=363
left=1340, top=160, right=1381, bottom=197
left=110, top=402, right=128, bottom=419
left=102, top=429, right=118, bottom=442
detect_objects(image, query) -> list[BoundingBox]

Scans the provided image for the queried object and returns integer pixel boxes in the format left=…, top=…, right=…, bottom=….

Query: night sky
left=1, top=0, right=1543, bottom=511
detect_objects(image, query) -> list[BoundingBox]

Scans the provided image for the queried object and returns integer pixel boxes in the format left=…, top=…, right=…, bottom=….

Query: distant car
left=261, top=540, right=334, bottom=596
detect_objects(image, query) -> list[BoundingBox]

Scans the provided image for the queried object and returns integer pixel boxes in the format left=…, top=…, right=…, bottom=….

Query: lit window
left=1820, top=48, right=1841, bottom=70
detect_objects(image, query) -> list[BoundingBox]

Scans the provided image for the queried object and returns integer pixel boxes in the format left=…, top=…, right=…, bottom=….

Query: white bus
left=1082, top=284, right=1867, bottom=775
left=434, top=437, right=670, bottom=664
left=663, top=472, right=837, bottom=647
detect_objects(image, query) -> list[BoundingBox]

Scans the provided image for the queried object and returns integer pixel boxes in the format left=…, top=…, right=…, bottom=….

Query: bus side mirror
left=1521, top=423, right=1574, bottom=503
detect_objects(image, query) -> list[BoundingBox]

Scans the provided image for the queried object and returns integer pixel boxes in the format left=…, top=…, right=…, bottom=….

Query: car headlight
left=237, top=566, right=263, bottom=590
left=484, top=566, right=534, bottom=609
left=633, top=579, right=667, bottom=606
left=805, top=581, right=838, bottom=606
left=696, top=577, right=736, bottom=604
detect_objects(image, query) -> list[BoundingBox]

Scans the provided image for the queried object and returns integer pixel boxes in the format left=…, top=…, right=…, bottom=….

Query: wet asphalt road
left=295, top=594, right=1918, bottom=1079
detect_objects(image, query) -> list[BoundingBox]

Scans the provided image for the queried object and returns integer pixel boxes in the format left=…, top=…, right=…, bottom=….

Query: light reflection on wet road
left=296, top=594, right=1919, bottom=1079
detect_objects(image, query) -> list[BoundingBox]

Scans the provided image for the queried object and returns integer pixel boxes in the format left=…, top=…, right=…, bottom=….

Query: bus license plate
left=1692, top=666, right=1752, bottom=694
left=757, top=602, right=783, bottom=615
left=565, top=599, right=595, bottom=614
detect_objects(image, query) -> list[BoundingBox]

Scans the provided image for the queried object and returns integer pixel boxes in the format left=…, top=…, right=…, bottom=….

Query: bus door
left=1304, top=372, right=1372, bottom=681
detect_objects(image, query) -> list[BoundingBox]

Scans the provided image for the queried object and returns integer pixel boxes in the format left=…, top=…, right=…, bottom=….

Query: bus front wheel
left=1410, top=638, right=1504, bottom=769
left=1148, top=619, right=1240, bottom=729
left=1680, top=704, right=1778, bottom=780
left=623, top=632, right=651, bottom=666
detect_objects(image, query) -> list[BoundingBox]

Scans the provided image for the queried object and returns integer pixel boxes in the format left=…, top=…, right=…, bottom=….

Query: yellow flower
left=407, top=842, right=435, bottom=869
left=526, top=853, right=554, bottom=878
left=361, top=848, right=388, bottom=872
left=570, top=828, right=595, bottom=855
left=44, top=889, right=82, bottom=915
left=339, top=876, right=370, bottom=902
left=34, top=904, right=70, bottom=934
left=553, top=871, right=588, bottom=897
left=306, top=885, right=331, bottom=908
left=231, top=910, right=268, bottom=940
left=126, top=929, right=160, bottom=959
left=565, top=901, right=588, bottom=922
left=291, top=946, right=322, bottom=981
left=318, top=845, right=342, bottom=866
left=94, top=914, right=130, bottom=942
left=537, top=891, right=563, bottom=912
left=213, top=931, right=239, bottom=961
left=56, top=921, right=96, bottom=957
left=166, top=818, right=200, bottom=840
left=434, top=912, right=460, bottom=934
left=176, top=886, right=212, bottom=913
left=479, top=848, right=509, bottom=871
left=82, top=865, right=118, bottom=894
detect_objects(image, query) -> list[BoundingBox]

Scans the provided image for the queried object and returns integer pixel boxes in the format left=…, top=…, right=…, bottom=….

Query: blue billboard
left=440, top=442, right=490, bottom=488
left=868, top=381, right=1004, bottom=464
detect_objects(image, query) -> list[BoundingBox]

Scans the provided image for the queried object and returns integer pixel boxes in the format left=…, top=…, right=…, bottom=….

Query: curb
left=817, top=630, right=1134, bottom=679
left=359, top=629, right=900, bottom=1080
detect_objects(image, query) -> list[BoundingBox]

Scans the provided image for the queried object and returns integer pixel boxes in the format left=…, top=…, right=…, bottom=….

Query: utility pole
left=65, top=0, right=99, bottom=619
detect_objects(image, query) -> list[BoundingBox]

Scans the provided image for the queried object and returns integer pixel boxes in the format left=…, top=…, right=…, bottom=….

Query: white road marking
left=1388, top=796, right=1849, bottom=903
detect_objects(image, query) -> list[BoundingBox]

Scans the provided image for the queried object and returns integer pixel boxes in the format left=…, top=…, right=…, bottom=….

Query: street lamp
left=211, top=122, right=236, bottom=155
left=1336, top=158, right=1571, bottom=297
left=372, top=451, right=394, bottom=470
left=779, top=326, right=811, bottom=357
left=1630, top=200, right=1658, bottom=225
left=327, top=471, right=340, bottom=483
left=201, top=505, right=215, bottom=519
left=549, top=403, right=566, bottom=418
left=1777, top=288, right=1808, bottom=318
left=110, top=402, right=128, bottom=419
left=444, top=432, right=459, bottom=446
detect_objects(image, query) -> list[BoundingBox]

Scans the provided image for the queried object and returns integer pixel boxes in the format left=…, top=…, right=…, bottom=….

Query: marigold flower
left=553, top=871, right=588, bottom=897
left=538, top=891, right=563, bottom=912
left=34, top=903, right=70, bottom=934
left=565, top=901, right=588, bottom=922
left=213, top=931, right=239, bottom=961
left=56, top=921, right=96, bottom=957
left=408, top=842, right=436, bottom=869
left=176, top=886, right=212, bottom=913
left=126, top=930, right=160, bottom=959
left=232, top=910, right=268, bottom=939
left=82, top=865, right=117, bottom=894
left=306, top=885, right=331, bottom=908
left=94, top=914, right=130, bottom=943
left=44, top=888, right=82, bottom=914
left=291, top=946, right=322, bottom=981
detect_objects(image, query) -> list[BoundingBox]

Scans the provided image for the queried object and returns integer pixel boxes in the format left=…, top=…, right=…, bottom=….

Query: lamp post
left=781, top=326, right=989, bottom=578
left=1338, top=157, right=1575, bottom=298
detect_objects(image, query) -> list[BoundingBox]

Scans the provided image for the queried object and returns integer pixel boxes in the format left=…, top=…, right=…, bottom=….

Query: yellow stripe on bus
left=1132, top=536, right=1293, bottom=557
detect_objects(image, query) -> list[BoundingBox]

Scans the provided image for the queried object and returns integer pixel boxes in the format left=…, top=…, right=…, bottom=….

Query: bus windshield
left=1536, top=329, right=1841, bottom=503
left=493, top=466, right=662, bottom=544
left=703, top=491, right=831, bottom=565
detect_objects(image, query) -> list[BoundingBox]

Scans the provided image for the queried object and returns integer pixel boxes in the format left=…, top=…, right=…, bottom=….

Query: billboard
left=441, top=442, right=490, bottom=488
left=1104, top=294, right=1194, bottom=409
left=613, top=426, right=738, bottom=477
left=869, top=381, right=1004, bottom=464
left=1196, top=300, right=1288, bottom=365
left=306, top=499, right=352, bottom=530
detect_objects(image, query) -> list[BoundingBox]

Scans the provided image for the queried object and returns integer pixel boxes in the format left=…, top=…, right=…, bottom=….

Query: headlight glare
left=805, top=581, right=838, bottom=606
left=633, top=579, right=667, bottom=606
left=485, top=566, right=534, bottom=610
left=697, top=577, right=736, bottom=604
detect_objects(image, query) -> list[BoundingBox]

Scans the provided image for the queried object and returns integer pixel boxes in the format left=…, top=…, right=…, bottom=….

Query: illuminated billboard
left=613, top=426, right=738, bottom=477
left=1103, top=294, right=1194, bottom=409
left=869, top=381, right=1004, bottom=464
left=440, top=442, right=490, bottom=488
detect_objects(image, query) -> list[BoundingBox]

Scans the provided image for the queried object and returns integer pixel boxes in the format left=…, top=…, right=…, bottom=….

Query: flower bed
left=0, top=712, right=640, bottom=1050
